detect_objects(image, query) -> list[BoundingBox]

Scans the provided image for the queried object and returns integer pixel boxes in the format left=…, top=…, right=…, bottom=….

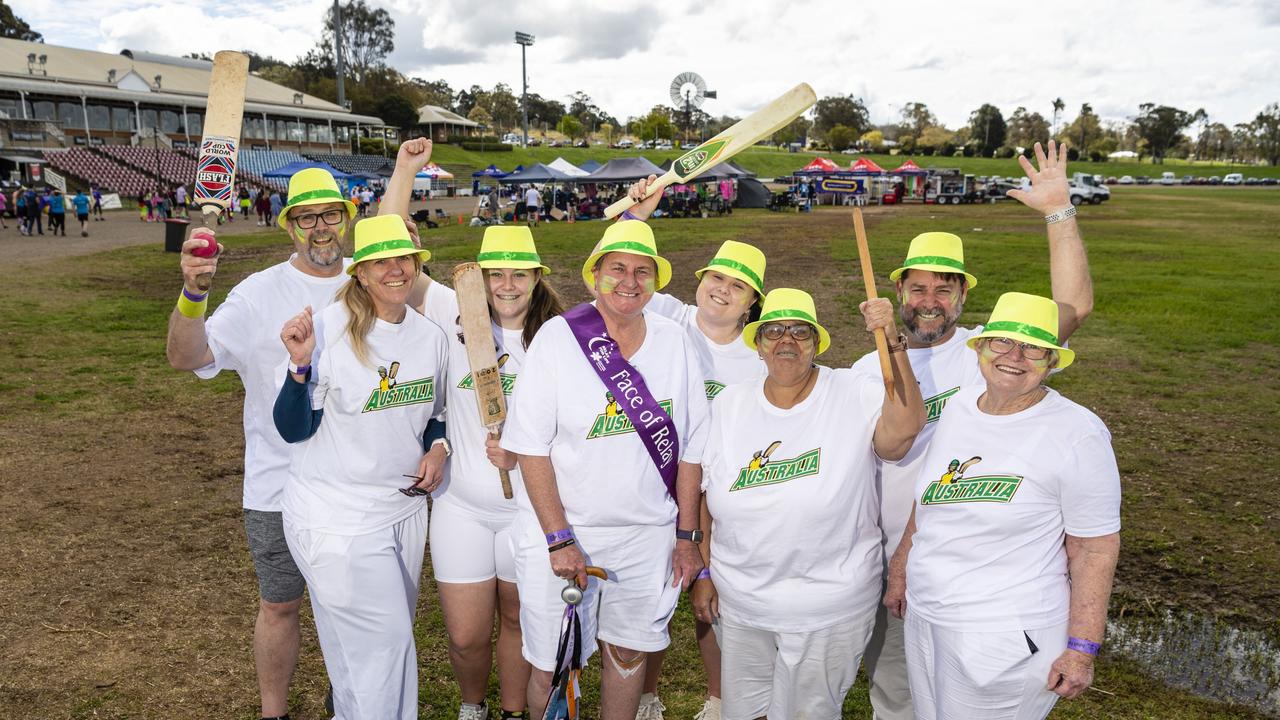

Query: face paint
left=598, top=275, right=619, bottom=294
left=641, top=278, right=656, bottom=293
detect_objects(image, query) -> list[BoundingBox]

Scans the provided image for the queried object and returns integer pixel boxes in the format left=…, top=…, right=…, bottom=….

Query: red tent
left=891, top=159, right=928, bottom=174
left=797, top=156, right=841, bottom=174
left=848, top=157, right=885, bottom=174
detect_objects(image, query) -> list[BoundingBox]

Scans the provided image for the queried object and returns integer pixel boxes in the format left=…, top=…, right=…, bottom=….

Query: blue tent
left=472, top=164, right=508, bottom=178
left=578, top=159, right=604, bottom=173
left=263, top=160, right=352, bottom=180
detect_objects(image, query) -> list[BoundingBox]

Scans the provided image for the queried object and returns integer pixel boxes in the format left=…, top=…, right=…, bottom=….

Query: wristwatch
left=432, top=437, right=453, bottom=457
left=676, top=528, right=704, bottom=544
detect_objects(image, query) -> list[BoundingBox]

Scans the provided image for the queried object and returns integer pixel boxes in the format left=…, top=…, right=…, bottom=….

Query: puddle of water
left=1108, top=610, right=1280, bottom=716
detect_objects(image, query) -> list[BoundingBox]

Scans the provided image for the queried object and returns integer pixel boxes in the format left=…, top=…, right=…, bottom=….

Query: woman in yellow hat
left=271, top=213, right=449, bottom=719
left=424, top=225, right=564, bottom=720
left=697, top=288, right=925, bottom=720
left=884, top=292, right=1120, bottom=720
left=621, top=175, right=768, bottom=720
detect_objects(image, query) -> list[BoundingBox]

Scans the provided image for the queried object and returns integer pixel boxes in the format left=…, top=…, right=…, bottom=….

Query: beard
left=302, top=228, right=344, bottom=268
left=900, top=298, right=964, bottom=344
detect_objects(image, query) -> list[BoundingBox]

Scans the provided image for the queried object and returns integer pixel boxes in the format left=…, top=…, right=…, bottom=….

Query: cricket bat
left=852, top=208, right=894, bottom=400
left=192, top=50, right=250, bottom=290
left=452, top=262, right=514, bottom=499
left=604, top=82, right=817, bottom=219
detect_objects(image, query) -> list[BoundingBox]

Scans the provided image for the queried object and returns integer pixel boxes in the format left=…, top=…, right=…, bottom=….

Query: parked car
left=1244, top=177, right=1261, bottom=185
left=1262, top=178, right=1278, bottom=186
left=1118, top=175, right=1135, bottom=184
left=615, top=139, right=634, bottom=149
left=1136, top=175, right=1152, bottom=185
left=548, top=140, right=562, bottom=148
left=840, top=148, right=860, bottom=155
left=1195, top=177, right=1208, bottom=185
left=1223, top=173, right=1244, bottom=185
left=654, top=141, right=673, bottom=150
left=1160, top=172, right=1176, bottom=185
left=526, top=137, right=542, bottom=146
left=1181, top=175, right=1195, bottom=185
left=1208, top=176, right=1222, bottom=185
left=574, top=139, right=589, bottom=148
left=1105, top=176, right=1119, bottom=184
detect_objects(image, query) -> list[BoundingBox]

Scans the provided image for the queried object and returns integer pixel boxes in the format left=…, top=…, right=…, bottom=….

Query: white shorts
left=429, top=497, right=517, bottom=583
left=719, top=608, right=877, bottom=720
left=513, top=513, right=680, bottom=672
left=904, top=611, right=1066, bottom=720
left=284, top=507, right=427, bottom=720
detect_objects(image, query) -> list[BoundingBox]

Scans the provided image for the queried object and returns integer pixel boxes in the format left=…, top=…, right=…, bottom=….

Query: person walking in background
left=0, top=187, right=8, bottom=230
left=270, top=188, right=283, bottom=227
left=92, top=185, right=105, bottom=221
left=239, top=186, right=252, bottom=220
left=175, top=184, right=189, bottom=219
left=256, top=188, right=273, bottom=226
left=27, top=187, right=44, bottom=235
left=72, top=189, right=91, bottom=236
left=523, top=184, right=541, bottom=227
left=46, top=189, right=67, bottom=237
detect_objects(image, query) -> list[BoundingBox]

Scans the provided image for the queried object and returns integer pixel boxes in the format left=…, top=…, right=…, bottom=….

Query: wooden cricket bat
left=192, top=51, right=250, bottom=290
left=452, top=262, right=513, bottom=499
left=604, top=82, right=816, bottom=219
left=853, top=208, right=895, bottom=400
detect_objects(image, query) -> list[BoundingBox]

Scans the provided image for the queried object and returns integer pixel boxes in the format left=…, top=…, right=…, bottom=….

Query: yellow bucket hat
left=581, top=220, right=672, bottom=290
left=742, top=288, right=831, bottom=355
left=347, top=214, right=431, bottom=275
left=477, top=226, right=551, bottom=274
left=695, top=240, right=766, bottom=296
left=889, top=232, right=978, bottom=289
left=967, top=292, right=1074, bottom=368
left=277, top=167, right=358, bottom=231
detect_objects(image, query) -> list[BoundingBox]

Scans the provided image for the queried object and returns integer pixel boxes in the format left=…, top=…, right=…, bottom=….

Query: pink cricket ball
left=191, top=230, right=218, bottom=258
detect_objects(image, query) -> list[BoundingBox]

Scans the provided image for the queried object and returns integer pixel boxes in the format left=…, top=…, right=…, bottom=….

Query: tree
left=412, top=79, right=455, bottom=110
left=468, top=105, right=492, bottom=131
left=900, top=102, right=937, bottom=139
left=486, top=83, right=520, bottom=132
left=634, top=106, right=674, bottom=143
left=0, top=2, right=42, bottom=42
left=917, top=125, right=957, bottom=155
left=525, top=93, right=566, bottom=129
left=1252, top=103, right=1280, bottom=166
left=1052, top=97, right=1065, bottom=135
left=375, top=94, right=418, bottom=130
left=774, top=116, right=812, bottom=146
left=967, top=104, right=1007, bottom=157
left=318, top=0, right=395, bottom=84
left=1199, top=122, right=1234, bottom=162
left=826, top=124, right=858, bottom=151
left=556, top=114, right=582, bottom=140
left=1133, top=103, right=1193, bottom=164
left=814, top=95, right=871, bottom=141
left=1007, top=107, right=1051, bottom=150
left=859, top=129, right=885, bottom=152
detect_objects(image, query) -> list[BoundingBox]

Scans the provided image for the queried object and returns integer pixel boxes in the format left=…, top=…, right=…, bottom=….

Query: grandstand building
left=0, top=38, right=389, bottom=185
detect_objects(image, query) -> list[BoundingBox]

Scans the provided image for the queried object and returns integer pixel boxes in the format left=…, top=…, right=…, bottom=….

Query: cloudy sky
left=12, top=0, right=1280, bottom=128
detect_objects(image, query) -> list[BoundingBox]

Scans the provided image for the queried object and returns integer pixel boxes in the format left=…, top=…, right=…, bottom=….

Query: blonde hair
left=337, top=255, right=423, bottom=367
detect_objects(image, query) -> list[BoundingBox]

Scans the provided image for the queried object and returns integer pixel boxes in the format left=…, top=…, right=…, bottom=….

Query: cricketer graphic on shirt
left=919, top=456, right=1024, bottom=505
left=729, top=441, right=821, bottom=492
left=363, top=362, right=436, bottom=413
left=458, top=353, right=516, bottom=396
left=924, top=386, right=960, bottom=423
left=587, top=392, right=674, bottom=439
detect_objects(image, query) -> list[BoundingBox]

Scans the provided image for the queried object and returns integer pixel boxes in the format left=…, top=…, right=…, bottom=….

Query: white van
left=1223, top=173, right=1244, bottom=185
left=1160, top=172, right=1176, bottom=185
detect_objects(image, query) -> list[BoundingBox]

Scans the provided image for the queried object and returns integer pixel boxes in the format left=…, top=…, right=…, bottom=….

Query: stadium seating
left=239, top=150, right=309, bottom=191
left=43, top=148, right=155, bottom=198
left=306, top=153, right=394, bottom=177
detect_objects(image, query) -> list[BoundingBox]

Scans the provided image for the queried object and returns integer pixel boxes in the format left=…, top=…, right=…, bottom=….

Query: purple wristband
left=695, top=568, right=711, bottom=581
left=620, top=209, right=640, bottom=221
left=182, top=287, right=208, bottom=302
left=1067, top=636, right=1100, bottom=656
left=545, top=528, right=574, bottom=545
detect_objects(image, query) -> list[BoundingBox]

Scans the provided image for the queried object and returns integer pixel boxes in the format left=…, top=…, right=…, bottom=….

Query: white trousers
left=864, top=601, right=913, bottom=720
left=904, top=611, right=1066, bottom=720
left=285, top=508, right=428, bottom=720
left=720, top=607, right=877, bottom=720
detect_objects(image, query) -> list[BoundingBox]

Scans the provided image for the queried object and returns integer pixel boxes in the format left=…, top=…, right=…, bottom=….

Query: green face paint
left=599, top=275, right=619, bottom=294
left=642, top=278, right=656, bottom=293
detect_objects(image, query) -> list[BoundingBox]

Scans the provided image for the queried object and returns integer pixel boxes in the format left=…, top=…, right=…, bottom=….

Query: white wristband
left=1044, top=206, right=1077, bottom=224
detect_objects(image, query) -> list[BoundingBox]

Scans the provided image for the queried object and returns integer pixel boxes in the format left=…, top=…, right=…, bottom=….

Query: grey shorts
left=243, top=509, right=306, bottom=603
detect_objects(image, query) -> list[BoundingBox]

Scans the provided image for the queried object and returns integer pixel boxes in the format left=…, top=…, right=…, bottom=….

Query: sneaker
left=693, top=697, right=721, bottom=720
left=325, top=684, right=334, bottom=716
left=458, top=701, right=488, bottom=720
left=635, top=693, right=665, bottom=720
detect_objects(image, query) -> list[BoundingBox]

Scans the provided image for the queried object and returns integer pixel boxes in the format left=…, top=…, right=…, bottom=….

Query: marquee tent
left=583, top=157, right=664, bottom=182
left=472, top=164, right=508, bottom=178
left=263, top=160, right=352, bottom=180
left=796, top=157, right=841, bottom=174
left=548, top=157, right=590, bottom=177
left=499, top=163, right=574, bottom=183
left=578, top=159, right=604, bottom=173
left=890, top=159, right=928, bottom=174
left=848, top=157, right=885, bottom=174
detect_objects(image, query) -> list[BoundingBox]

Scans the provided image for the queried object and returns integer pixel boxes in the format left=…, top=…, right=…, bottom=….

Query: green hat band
left=354, top=239, right=417, bottom=263
left=758, top=308, right=818, bottom=325
left=704, top=258, right=764, bottom=291
left=597, top=240, right=657, bottom=257
left=983, top=320, right=1058, bottom=345
left=903, top=255, right=966, bottom=272
left=478, top=250, right=542, bottom=264
left=287, top=188, right=347, bottom=205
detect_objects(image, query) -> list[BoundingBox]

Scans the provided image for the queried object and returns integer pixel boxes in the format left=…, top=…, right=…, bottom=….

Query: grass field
left=0, top=186, right=1276, bottom=718
left=426, top=143, right=1280, bottom=183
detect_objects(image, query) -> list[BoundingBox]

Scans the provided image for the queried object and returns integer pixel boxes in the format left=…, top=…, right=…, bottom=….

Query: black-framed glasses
left=759, top=322, right=815, bottom=342
left=987, top=336, right=1053, bottom=361
left=399, top=474, right=429, bottom=497
left=291, top=209, right=346, bottom=229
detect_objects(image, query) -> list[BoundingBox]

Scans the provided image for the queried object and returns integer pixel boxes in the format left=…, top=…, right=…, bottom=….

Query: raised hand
left=396, top=138, right=434, bottom=175
left=859, top=297, right=899, bottom=339
left=1006, top=140, right=1072, bottom=214
left=180, top=228, right=222, bottom=293
left=280, top=306, right=315, bottom=367
left=622, top=174, right=663, bottom=221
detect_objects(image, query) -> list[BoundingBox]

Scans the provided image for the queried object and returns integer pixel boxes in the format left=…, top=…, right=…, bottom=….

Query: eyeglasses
left=987, top=336, right=1053, bottom=361
left=291, top=209, right=346, bottom=229
left=398, top=474, right=429, bottom=497
left=759, top=322, right=815, bottom=342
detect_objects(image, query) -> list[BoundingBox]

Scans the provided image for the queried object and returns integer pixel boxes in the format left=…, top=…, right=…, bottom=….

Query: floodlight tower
left=515, top=31, right=535, bottom=147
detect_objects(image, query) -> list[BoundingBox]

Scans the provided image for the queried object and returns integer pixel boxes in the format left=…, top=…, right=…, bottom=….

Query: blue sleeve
left=422, top=418, right=446, bottom=449
left=273, top=371, right=324, bottom=443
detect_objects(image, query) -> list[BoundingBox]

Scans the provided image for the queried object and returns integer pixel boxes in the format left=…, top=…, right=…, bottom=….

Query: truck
left=927, top=168, right=984, bottom=204
left=1069, top=172, right=1111, bottom=205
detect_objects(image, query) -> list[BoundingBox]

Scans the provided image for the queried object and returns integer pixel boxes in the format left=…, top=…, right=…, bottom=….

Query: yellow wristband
left=176, top=288, right=208, bottom=319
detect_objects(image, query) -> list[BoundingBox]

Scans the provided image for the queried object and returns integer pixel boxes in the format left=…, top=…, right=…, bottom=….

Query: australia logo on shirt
left=704, top=379, right=726, bottom=400
left=919, top=456, right=1023, bottom=505
left=363, top=361, right=435, bottom=413
left=458, top=353, right=516, bottom=396
left=729, top=441, right=821, bottom=492
left=586, top=392, right=674, bottom=439
left=924, top=386, right=960, bottom=423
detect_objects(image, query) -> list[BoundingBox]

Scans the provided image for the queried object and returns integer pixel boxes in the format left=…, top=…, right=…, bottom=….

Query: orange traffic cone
left=458, top=214, right=463, bottom=225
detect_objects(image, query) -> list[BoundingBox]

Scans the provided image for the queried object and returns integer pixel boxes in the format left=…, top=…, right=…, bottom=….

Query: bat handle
left=602, top=175, right=668, bottom=220
left=490, top=430, right=514, bottom=499
left=852, top=208, right=895, bottom=401
left=194, top=205, right=221, bottom=292
left=873, top=327, right=895, bottom=401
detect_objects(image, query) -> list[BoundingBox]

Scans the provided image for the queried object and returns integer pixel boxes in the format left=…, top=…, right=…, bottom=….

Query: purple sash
left=563, top=302, right=679, bottom=500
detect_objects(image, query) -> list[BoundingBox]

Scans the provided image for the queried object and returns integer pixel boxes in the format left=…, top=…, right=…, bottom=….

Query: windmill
left=670, top=72, right=716, bottom=143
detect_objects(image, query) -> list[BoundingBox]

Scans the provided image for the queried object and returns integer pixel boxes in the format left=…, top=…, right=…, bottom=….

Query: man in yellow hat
left=855, top=140, right=1095, bottom=720
left=164, top=138, right=435, bottom=720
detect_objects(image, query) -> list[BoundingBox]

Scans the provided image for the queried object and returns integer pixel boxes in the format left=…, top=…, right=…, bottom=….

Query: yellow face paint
left=642, top=278, right=656, bottom=293
left=599, top=275, right=619, bottom=294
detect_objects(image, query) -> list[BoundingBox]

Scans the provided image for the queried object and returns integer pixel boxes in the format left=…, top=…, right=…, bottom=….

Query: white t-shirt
left=281, top=302, right=449, bottom=534
left=501, top=307, right=710, bottom=528
left=525, top=188, right=541, bottom=208
left=646, top=292, right=764, bottom=400
left=702, top=367, right=885, bottom=632
left=197, top=258, right=351, bottom=511
left=851, top=325, right=984, bottom=558
left=906, top=386, right=1122, bottom=632
left=425, top=283, right=526, bottom=516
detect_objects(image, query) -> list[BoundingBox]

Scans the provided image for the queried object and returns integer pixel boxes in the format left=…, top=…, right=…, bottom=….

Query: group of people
left=137, top=185, right=190, bottom=222
left=166, top=137, right=1120, bottom=720
left=6, top=185, right=98, bottom=236
left=235, top=185, right=288, bottom=226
